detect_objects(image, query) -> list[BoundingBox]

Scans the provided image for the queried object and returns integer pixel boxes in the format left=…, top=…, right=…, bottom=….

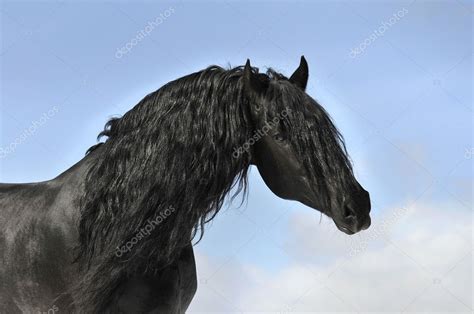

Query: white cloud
left=188, top=201, right=472, bottom=313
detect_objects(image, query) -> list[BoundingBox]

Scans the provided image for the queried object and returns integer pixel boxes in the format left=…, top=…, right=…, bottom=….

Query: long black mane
left=75, top=65, right=255, bottom=310
left=74, top=64, right=354, bottom=311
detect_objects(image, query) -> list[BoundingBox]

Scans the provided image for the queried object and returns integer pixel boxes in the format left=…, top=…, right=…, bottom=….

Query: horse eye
left=273, top=134, right=285, bottom=142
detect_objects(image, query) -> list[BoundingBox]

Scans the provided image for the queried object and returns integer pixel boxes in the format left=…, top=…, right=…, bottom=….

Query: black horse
left=0, top=57, right=371, bottom=313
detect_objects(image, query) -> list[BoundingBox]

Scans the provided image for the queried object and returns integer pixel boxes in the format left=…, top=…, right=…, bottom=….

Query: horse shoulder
left=104, top=245, right=197, bottom=314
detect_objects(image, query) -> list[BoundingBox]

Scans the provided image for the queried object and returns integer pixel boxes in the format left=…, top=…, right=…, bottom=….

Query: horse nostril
left=343, top=204, right=356, bottom=220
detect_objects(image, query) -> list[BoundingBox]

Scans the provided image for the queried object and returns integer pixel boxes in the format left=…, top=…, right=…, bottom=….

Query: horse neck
left=45, top=147, right=103, bottom=223
left=53, top=147, right=102, bottom=184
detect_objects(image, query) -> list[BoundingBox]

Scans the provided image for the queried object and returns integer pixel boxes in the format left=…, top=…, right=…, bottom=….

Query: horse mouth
left=335, top=223, right=356, bottom=235
left=334, top=215, right=371, bottom=235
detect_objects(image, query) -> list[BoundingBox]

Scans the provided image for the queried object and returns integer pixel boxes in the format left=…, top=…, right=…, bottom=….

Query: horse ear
left=243, top=59, right=266, bottom=94
left=289, top=56, right=309, bottom=90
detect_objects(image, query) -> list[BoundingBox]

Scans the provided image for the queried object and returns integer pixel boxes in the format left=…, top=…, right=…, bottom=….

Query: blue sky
left=1, top=0, right=472, bottom=312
